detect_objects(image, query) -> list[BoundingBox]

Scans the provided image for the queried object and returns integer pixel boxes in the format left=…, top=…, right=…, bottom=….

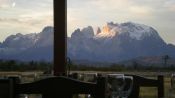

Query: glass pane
left=0, top=0, right=53, bottom=81
left=67, top=1, right=175, bottom=97
left=67, top=0, right=175, bottom=71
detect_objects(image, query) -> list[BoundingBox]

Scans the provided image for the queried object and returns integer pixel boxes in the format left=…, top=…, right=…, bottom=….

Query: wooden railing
left=128, top=75, right=164, bottom=98
left=0, top=76, right=106, bottom=98
left=0, top=74, right=164, bottom=98
left=16, top=76, right=106, bottom=98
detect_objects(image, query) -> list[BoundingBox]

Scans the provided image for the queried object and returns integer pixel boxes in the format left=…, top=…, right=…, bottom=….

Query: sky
left=0, top=0, right=53, bottom=42
left=0, top=0, right=175, bottom=45
left=67, top=0, right=175, bottom=45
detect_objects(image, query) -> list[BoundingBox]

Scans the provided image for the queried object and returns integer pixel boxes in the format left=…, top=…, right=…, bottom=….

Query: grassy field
left=0, top=71, right=175, bottom=98
left=139, top=77, right=174, bottom=98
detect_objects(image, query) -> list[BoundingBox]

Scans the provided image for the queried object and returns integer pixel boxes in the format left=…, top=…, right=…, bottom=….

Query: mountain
left=0, top=26, right=53, bottom=61
left=68, top=22, right=175, bottom=65
left=1, top=22, right=175, bottom=65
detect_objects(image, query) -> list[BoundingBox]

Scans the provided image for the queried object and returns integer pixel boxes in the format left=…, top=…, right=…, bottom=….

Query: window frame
left=54, top=0, right=67, bottom=76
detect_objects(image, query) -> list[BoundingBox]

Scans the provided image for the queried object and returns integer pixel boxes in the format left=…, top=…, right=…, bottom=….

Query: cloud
left=0, top=18, right=20, bottom=23
left=89, top=0, right=132, bottom=10
left=12, top=2, right=16, bottom=7
left=67, top=0, right=154, bottom=33
left=0, top=0, right=53, bottom=29
left=14, top=0, right=53, bottom=10
left=0, top=0, right=11, bottom=8
left=164, top=0, right=175, bottom=12
left=0, top=0, right=18, bottom=9
left=0, top=0, right=53, bottom=42
left=0, top=10, right=53, bottom=25
left=0, top=15, right=53, bottom=42
left=129, top=6, right=152, bottom=16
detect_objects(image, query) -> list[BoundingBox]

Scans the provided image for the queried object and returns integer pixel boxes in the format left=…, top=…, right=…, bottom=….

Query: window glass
left=67, top=0, right=175, bottom=71
left=0, top=0, right=53, bottom=80
left=67, top=1, right=175, bottom=97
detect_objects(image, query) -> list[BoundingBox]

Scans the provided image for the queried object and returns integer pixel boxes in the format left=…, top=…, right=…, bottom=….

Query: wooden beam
left=54, top=0, right=67, bottom=76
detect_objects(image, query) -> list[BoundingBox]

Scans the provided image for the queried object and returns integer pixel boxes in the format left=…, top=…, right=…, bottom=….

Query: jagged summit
left=69, top=21, right=164, bottom=42
left=120, top=22, right=159, bottom=40
left=68, top=21, right=175, bottom=63
left=42, top=26, right=53, bottom=32
left=1, top=22, right=175, bottom=64
left=93, top=22, right=159, bottom=40
left=96, top=27, right=101, bottom=34
left=71, top=26, right=94, bottom=39
left=0, top=26, right=53, bottom=61
left=95, top=22, right=119, bottom=39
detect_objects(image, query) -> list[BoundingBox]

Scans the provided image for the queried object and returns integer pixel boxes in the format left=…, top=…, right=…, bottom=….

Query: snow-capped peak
left=71, top=26, right=94, bottom=39
left=42, top=26, right=53, bottom=33
left=94, top=22, right=120, bottom=39
left=94, top=21, right=158, bottom=40
left=67, top=21, right=171, bottom=64
left=120, top=22, right=156, bottom=40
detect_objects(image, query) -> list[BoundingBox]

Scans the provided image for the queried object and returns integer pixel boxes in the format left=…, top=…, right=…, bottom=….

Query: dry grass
left=139, top=77, right=175, bottom=98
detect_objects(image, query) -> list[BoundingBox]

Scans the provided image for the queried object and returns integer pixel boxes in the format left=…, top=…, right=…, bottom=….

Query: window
left=0, top=0, right=53, bottom=79
left=67, top=0, right=175, bottom=72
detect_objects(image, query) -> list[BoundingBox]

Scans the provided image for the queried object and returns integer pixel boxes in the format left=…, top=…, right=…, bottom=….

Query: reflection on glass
left=121, top=76, right=133, bottom=98
left=107, top=74, right=125, bottom=98
left=77, top=73, right=97, bottom=83
left=107, top=74, right=133, bottom=98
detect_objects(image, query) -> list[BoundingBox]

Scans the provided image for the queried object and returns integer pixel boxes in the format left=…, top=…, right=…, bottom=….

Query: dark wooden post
left=54, top=0, right=67, bottom=76
left=128, top=75, right=140, bottom=98
left=9, top=77, right=20, bottom=98
left=0, top=77, right=20, bottom=98
left=94, top=77, right=107, bottom=98
left=158, top=75, right=164, bottom=98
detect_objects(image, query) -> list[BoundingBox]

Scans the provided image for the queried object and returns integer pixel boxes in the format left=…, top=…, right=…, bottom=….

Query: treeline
left=0, top=60, right=52, bottom=71
left=69, top=63, right=175, bottom=72
left=0, top=59, right=175, bottom=72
